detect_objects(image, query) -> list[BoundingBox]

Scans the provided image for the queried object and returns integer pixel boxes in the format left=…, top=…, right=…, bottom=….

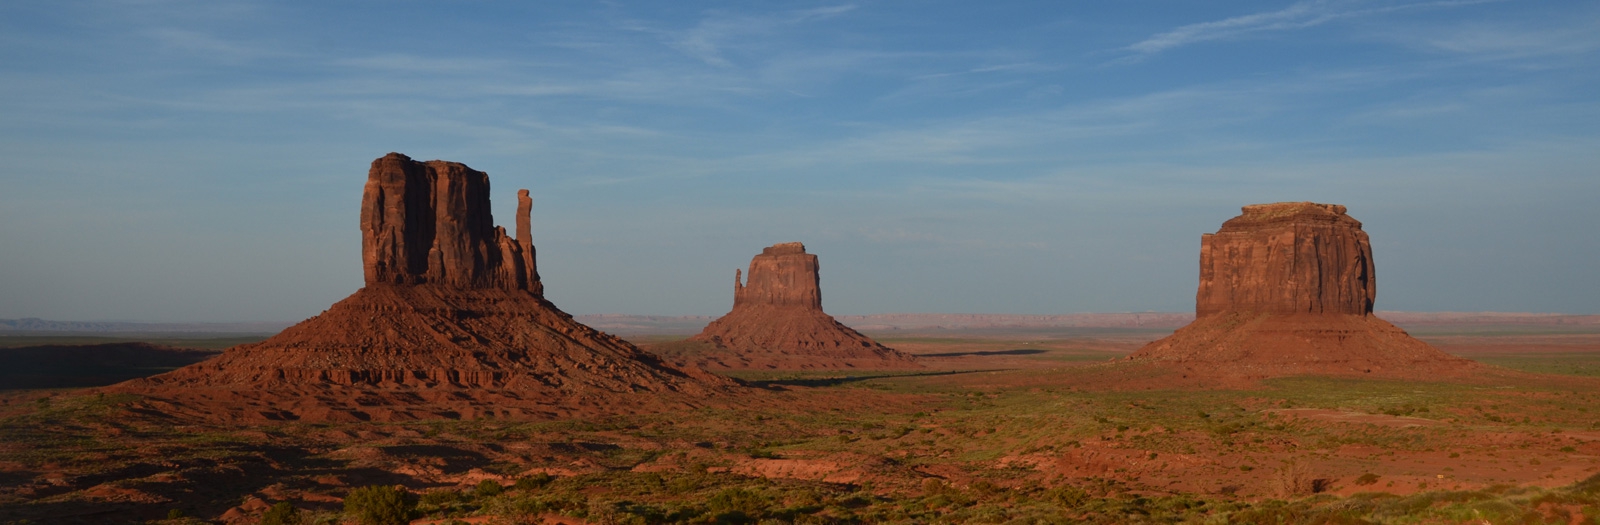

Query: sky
left=1, top=0, right=1597, bottom=322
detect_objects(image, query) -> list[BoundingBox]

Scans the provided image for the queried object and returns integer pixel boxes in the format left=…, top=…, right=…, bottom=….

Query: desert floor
left=3, top=324, right=1600, bottom=524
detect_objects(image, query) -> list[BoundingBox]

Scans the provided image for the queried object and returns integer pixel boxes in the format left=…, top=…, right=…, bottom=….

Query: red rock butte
left=1128, top=202, right=1476, bottom=379
left=688, top=242, right=919, bottom=370
left=111, top=153, right=733, bottom=422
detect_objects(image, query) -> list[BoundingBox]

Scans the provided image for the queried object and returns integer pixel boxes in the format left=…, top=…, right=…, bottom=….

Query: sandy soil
left=3, top=326, right=1600, bottom=523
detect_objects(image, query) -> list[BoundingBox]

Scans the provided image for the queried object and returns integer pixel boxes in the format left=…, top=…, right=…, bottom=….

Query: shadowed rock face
left=689, top=243, right=918, bottom=370
left=113, top=153, right=731, bottom=422
left=361, top=153, right=540, bottom=293
left=1196, top=202, right=1373, bottom=317
left=1130, top=202, right=1474, bottom=379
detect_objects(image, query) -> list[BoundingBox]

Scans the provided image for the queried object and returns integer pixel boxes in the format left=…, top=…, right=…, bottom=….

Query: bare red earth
left=1129, top=202, right=1476, bottom=379
left=110, top=153, right=732, bottom=422
left=688, top=242, right=918, bottom=370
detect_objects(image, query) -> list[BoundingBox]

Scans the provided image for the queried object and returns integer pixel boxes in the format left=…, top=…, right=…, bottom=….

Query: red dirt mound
left=109, top=153, right=734, bottom=422
left=688, top=242, right=918, bottom=370
left=1128, top=202, right=1476, bottom=379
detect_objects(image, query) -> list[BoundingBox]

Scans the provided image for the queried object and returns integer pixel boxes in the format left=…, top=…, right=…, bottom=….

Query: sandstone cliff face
left=113, top=153, right=731, bottom=422
left=734, top=242, right=822, bottom=309
left=1129, top=202, right=1474, bottom=379
left=361, top=153, right=540, bottom=293
left=688, top=243, right=918, bottom=370
left=1196, top=202, right=1373, bottom=317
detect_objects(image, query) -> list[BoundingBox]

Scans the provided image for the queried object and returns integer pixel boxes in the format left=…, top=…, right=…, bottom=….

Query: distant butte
left=687, top=242, right=919, bottom=370
left=112, top=153, right=734, bottom=422
left=1127, top=202, right=1476, bottom=379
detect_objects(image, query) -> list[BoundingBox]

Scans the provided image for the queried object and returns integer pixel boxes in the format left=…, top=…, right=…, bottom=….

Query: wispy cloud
left=669, top=4, right=857, bottom=67
left=143, top=27, right=287, bottom=62
left=1399, top=18, right=1600, bottom=61
left=334, top=54, right=518, bottom=74
left=1125, top=0, right=1500, bottom=56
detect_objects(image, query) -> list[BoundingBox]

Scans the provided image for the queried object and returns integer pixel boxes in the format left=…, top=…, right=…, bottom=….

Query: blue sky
left=1, top=0, right=1596, bottom=322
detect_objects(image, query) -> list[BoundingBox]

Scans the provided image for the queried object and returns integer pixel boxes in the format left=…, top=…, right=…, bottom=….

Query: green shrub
left=706, top=487, right=768, bottom=522
left=417, top=489, right=462, bottom=508
left=474, top=479, right=503, bottom=498
left=344, top=485, right=415, bottom=525
left=514, top=473, right=553, bottom=491
left=259, top=502, right=301, bottom=525
left=1047, top=485, right=1090, bottom=508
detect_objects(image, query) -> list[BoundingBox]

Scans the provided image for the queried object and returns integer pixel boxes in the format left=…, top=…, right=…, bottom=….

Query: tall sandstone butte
left=1129, top=202, right=1474, bottom=378
left=114, top=153, right=732, bottom=422
left=687, top=243, right=919, bottom=370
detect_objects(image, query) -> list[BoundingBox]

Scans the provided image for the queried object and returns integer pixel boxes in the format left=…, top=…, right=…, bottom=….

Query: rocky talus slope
left=688, top=242, right=918, bottom=370
left=112, top=153, right=733, bottom=422
left=1128, top=202, right=1476, bottom=379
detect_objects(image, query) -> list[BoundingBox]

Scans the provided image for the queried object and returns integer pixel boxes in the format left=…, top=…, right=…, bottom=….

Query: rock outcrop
left=686, top=243, right=918, bottom=370
left=1195, top=202, right=1373, bottom=317
left=112, top=153, right=732, bottom=422
left=1128, top=202, right=1475, bottom=379
left=360, top=154, right=540, bottom=293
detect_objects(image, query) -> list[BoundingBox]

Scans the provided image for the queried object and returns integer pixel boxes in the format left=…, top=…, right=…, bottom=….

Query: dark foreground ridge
left=109, top=153, right=735, bottom=422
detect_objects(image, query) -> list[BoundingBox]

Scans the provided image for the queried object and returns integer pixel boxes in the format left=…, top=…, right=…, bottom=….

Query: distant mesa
left=1128, top=202, right=1477, bottom=379
left=686, top=242, right=919, bottom=370
left=111, top=153, right=734, bottom=422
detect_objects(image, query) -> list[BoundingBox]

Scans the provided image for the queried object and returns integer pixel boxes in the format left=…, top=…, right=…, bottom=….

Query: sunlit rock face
left=689, top=242, right=919, bottom=370
left=1195, top=202, right=1374, bottom=318
left=1129, top=202, right=1475, bottom=379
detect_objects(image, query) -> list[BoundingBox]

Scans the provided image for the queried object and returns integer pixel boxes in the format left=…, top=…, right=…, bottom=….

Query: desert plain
left=3, top=313, right=1600, bottom=524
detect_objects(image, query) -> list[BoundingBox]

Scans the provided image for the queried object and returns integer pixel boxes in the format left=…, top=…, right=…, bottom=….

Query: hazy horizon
left=2, top=1, right=1597, bottom=322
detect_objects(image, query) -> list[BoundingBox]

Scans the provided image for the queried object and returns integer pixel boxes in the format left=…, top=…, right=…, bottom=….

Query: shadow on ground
left=744, top=369, right=1008, bottom=388
left=916, top=349, right=1048, bottom=358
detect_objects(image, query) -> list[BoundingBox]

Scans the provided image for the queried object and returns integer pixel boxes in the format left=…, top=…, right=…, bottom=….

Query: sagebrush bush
left=258, top=502, right=300, bottom=525
left=514, top=473, right=553, bottom=491
left=344, top=485, right=415, bottom=525
left=475, top=479, right=504, bottom=498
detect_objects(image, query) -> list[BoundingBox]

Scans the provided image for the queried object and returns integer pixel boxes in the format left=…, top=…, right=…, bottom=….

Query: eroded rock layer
left=111, top=153, right=731, bottom=422
left=689, top=243, right=918, bottom=370
left=361, top=153, right=541, bottom=293
left=1129, top=202, right=1474, bottom=379
left=1196, top=202, right=1373, bottom=317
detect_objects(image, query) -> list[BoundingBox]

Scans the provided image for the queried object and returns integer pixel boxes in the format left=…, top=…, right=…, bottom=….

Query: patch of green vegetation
left=345, top=485, right=416, bottom=525
left=1475, top=354, right=1600, bottom=377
